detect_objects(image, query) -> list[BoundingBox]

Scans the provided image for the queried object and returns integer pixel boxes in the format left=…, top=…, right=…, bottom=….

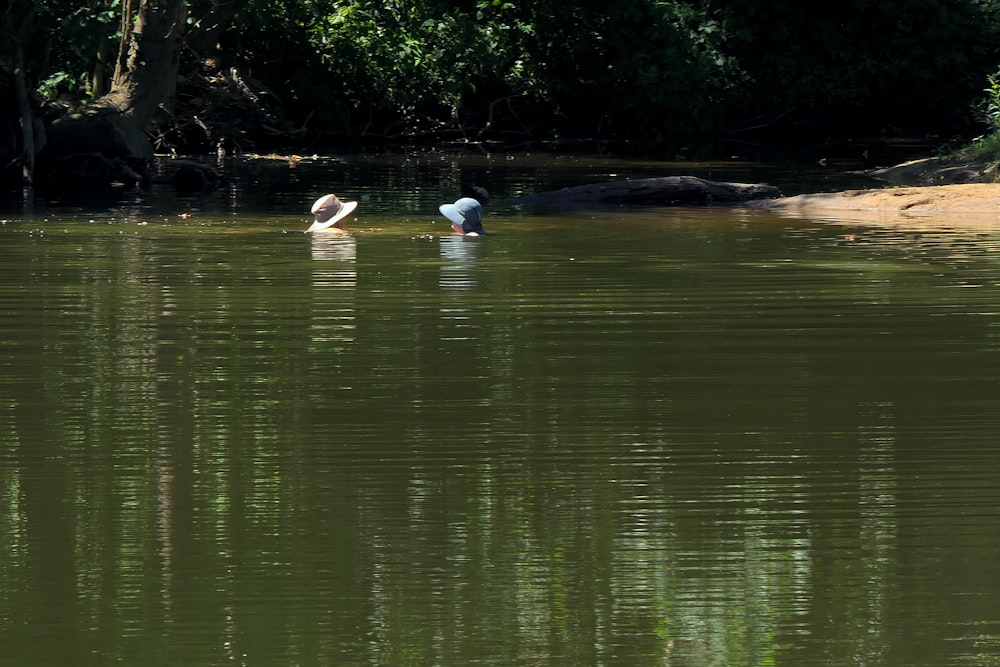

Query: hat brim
left=306, top=200, right=358, bottom=233
left=439, top=203, right=464, bottom=226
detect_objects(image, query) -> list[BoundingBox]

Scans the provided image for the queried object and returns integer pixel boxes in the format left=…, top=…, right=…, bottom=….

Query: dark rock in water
left=512, top=176, right=782, bottom=210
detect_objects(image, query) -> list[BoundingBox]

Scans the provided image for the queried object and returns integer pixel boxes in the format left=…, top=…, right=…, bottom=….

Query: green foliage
left=37, top=71, right=79, bottom=101
left=225, top=0, right=542, bottom=138
left=1, top=0, right=120, bottom=96
left=340, top=1, right=526, bottom=129
left=7, top=0, right=1000, bottom=152
left=520, top=1, right=738, bottom=140
left=977, top=68, right=1000, bottom=133
left=963, top=131, right=1000, bottom=161
left=222, top=0, right=738, bottom=146
left=714, top=0, right=1000, bottom=134
left=959, top=68, right=1000, bottom=161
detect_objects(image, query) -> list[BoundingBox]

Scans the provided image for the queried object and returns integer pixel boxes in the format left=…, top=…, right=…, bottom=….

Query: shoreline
left=751, top=154, right=1000, bottom=219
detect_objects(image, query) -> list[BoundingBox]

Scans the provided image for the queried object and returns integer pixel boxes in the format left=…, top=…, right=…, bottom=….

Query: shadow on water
left=2, top=150, right=885, bottom=220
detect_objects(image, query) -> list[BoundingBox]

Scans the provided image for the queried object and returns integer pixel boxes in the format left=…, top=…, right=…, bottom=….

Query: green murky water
left=1, top=154, right=999, bottom=666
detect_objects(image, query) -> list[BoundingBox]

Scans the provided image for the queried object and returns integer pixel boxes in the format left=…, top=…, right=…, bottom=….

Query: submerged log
left=512, top=175, right=782, bottom=210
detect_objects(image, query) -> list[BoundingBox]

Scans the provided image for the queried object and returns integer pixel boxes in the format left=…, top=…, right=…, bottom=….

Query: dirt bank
left=751, top=154, right=1000, bottom=222
left=753, top=182, right=1000, bottom=215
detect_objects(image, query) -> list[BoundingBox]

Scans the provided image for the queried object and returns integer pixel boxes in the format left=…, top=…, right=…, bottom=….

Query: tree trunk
left=9, top=3, right=36, bottom=189
left=104, top=0, right=187, bottom=127
left=39, top=0, right=187, bottom=192
left=37, top=0, right=251, bottom=194
left=14, top=59, right=35, bottom=188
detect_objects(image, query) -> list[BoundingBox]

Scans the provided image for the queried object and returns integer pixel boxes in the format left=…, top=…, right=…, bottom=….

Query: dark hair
left=461, top=184, right=490, bottom=206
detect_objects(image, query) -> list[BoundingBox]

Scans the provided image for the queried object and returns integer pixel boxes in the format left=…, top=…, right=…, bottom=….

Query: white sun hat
left=306, top=194, right=358, bottom=232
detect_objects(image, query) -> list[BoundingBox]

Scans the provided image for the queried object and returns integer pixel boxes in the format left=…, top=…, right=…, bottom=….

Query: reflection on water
left=310, top=232, right=357, bottom=347
left=2, top=157, right=1000, bottom=666
left=307, top=231, right=357, bottom=404
left=439, top=234, right=481, bottom=291
left=439, top=236, right=482, bottom=345
left=310, top=230, right=358, bottom=263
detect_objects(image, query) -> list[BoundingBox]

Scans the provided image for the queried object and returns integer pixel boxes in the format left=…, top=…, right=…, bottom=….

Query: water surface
left=1, top=154, right=999, bottom=666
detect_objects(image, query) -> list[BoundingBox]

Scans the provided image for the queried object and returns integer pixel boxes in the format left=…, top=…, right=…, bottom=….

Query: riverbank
left=752, top=153, right=1000, bottom=218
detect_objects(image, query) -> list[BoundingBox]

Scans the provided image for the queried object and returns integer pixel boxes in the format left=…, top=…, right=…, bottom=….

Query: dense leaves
left=0, top=0, right=121, bottom=97
left=720, top=0, right=1000, bottom=139
left=220, top=0, right=1000, bottom=152
left=221, top=0, right=737, bottom=148
left=4, top=0, right=1000, bottom=155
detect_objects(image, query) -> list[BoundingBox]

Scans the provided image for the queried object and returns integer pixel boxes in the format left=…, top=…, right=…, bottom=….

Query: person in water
left=439, top=196, right=486, bottom=236
left=306, top=193, right=358, bottom=233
